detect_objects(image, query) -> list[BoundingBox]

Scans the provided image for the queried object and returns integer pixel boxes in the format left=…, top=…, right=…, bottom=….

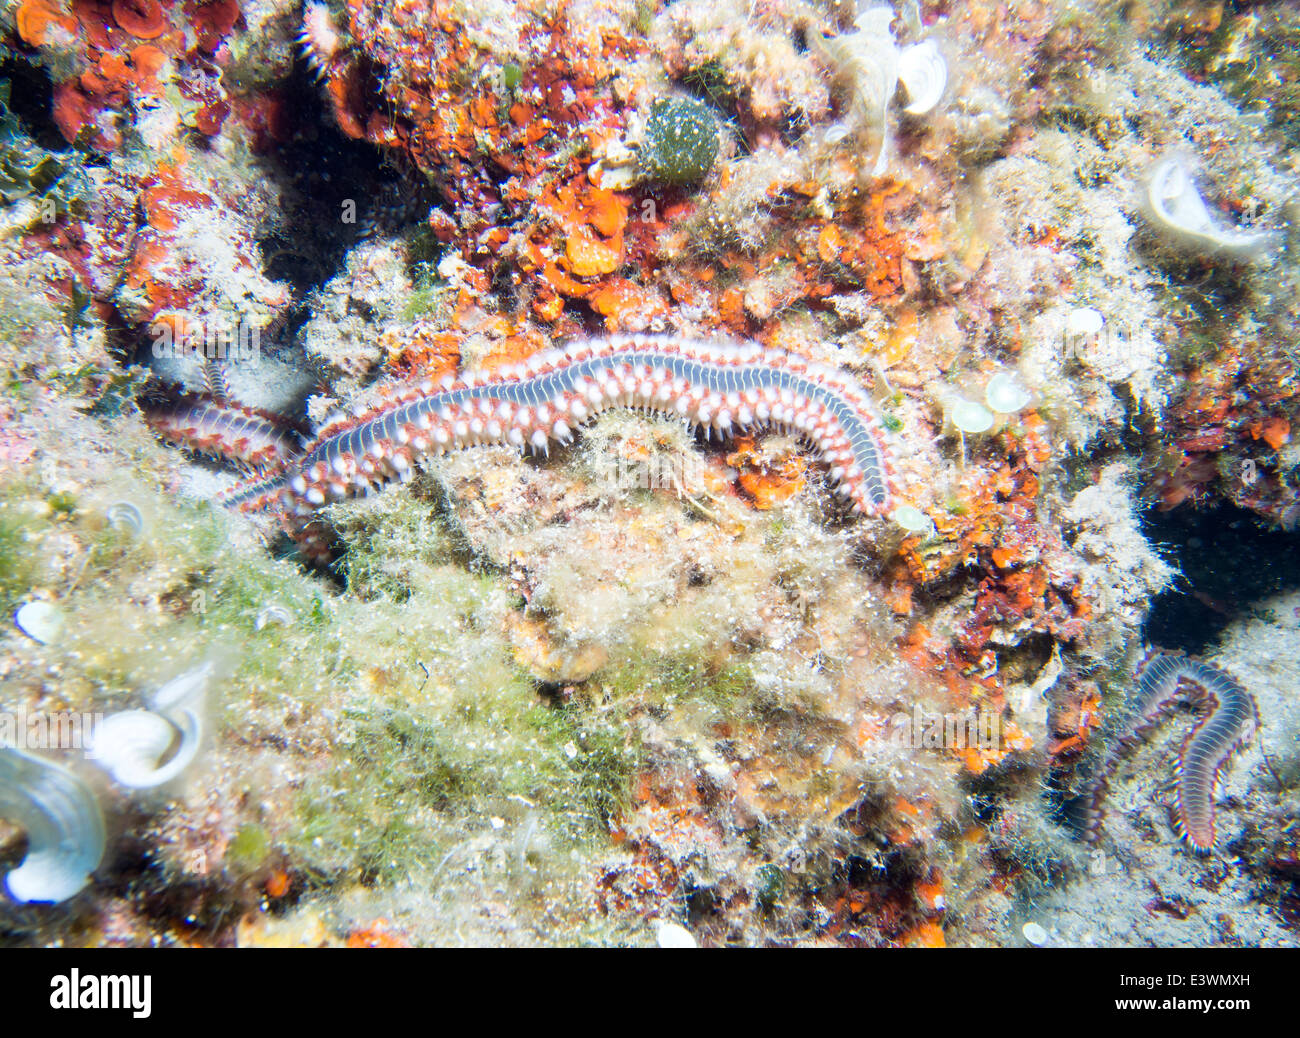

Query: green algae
left=598, top=654, right=758, bottom=727
left=282, top=650, right=762, bottom=889
left=329, top=489, right=463, bottom=601
left=0, top=436, right=651, bottom=901
left=228, top=823, right=273, bottom=872
left=399, top=281, right=450, bottom=324
left=681, top=61, right=735, bottom=108
left=0, top=495, right=40, bottom=612
left=287, top=670, right=640, bottom=884
left=0, top=84, right=91, bottom=221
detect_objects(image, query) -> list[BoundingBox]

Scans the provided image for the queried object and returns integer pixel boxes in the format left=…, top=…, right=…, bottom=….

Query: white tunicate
left=14, top=601, right=64, bottom=645
left=1022, top=921, right=1050, bottom=946
left=88, top=709, right=201, bottom=789
left=984, top=373, right=1032, bottom=414
left=897, top=39, right=946, bottom=116
left=1145, top=157, right=1282, bottom=261
left=149, top=660, right=212, bottom=715
left=891, top=504, right=934, bottom=533
left=817, top=6, right=899, bottom=176
left=0, top=748, right=106, bottom=903
left=88, top=661, right=210, bottom=789
left=655, top=921, right=697, bottom=948
left=950, top=399, right=995, bottom=433
left=852, top=6, right=901, bottom=121
left=816, top=8, right=948, bottom=173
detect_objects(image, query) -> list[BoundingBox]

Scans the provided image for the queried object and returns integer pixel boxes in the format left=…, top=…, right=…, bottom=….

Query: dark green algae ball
left=641, top=96, right=720, bottom=186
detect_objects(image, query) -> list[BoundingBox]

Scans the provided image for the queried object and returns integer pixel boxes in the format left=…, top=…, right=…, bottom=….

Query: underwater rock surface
left=0, top=0, right=1297, bottom=947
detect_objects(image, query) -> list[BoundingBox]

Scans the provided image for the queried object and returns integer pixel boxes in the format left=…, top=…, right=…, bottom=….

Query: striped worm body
left=1082, top=649, right=1257, bottom=853
left=217, top=334, right=898, bottom=525
left=142, top=393, right=307, bottom=473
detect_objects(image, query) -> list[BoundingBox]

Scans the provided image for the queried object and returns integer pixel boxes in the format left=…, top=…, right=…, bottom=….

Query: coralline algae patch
left=298, top=0, right=950, bottom=340
left=13, top=0, right=255, bottom=151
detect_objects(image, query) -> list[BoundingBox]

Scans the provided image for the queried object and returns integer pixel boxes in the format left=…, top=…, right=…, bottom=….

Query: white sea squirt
left=0, top=747, right=106, bottom=903
left=984, top=372, right=1032, bottom=414
left=816, top=5, right=947, bottom=175
left=891, top=503, right=935, bottom=534
left=88, top=662, right=211, bottom=789
left=1144, top=157, right=1283, bottom=261
left=88, top=711, right=201, bottom=789
left=1064, top=306, right=1104, bottom=339
left=897, top=39, right=946, bottom=116
left=949, top=398, right=994, bottom=433
left=817, top=6, right=899, bottom=176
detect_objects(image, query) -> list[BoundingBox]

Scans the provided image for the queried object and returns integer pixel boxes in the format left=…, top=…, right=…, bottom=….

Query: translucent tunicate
left=88, top=709, right=201, bottom=789
left=891, top=504, right=935, bottom=533
left=1145, top=157, right=1282, bottom=261
left=897, top=40, right=946, bottom=116
left=87, top=662, right=210, bottom=789
left=1065, top=307, right=1104, bottom=337
left=0, top=748, right=106, bottom=903
left=950, top=399, right=995, bottom=433
left=655, top=921, right=697, bottom=948
left=984, top=373, right=1031, bottom=414
left=1022, top=921, right=1050, bottom=946
left=816, top=6, right=899, bottom=176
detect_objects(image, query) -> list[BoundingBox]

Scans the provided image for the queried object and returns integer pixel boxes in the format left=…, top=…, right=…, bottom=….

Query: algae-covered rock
left=640, top=97, right=719, bottom=187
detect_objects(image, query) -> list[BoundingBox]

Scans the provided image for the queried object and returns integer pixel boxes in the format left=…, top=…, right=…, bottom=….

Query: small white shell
left=1065, top=307, right=1104, bottom=337
left=1022, top=921, right=1050, bottom=946
left=821, top=121, right=852, bottom=146
left=985, top=373, right=1032, bottom=414
left=1145, top=158, right=1282, bottom=260
left=255, top=603, right=294, bottom=630
left=950, top=399, right=995, bottom=433
left=149, top=660, right=212, bottom=714
left=105, top=502, right=144, bottom=536
left=88, top=709, right=201, bottom=789
left=655, top=921, right=697, bottom=948
left=897, top=40, right=946, bottom=116
left=14, top=601, right=64, bottom=645
left=0, top=747, right=106, bottom=903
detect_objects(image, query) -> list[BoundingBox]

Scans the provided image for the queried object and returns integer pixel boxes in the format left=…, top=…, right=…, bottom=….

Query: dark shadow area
left=251, top=61, right=436, bottom=298
left=1141, top=499, right=1300, bottom=654
left=0, top=56, right=64, bottom=150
